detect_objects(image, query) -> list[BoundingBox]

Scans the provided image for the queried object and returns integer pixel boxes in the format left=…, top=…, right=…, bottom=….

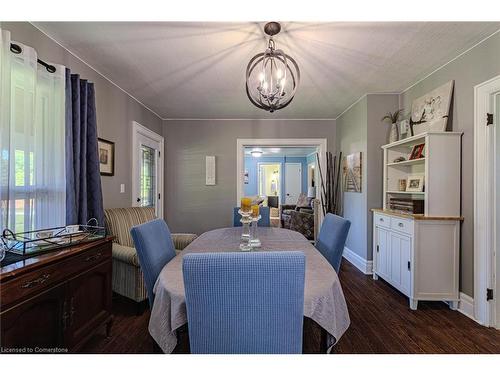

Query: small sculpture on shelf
left=393, top=156, right=406, bottom=163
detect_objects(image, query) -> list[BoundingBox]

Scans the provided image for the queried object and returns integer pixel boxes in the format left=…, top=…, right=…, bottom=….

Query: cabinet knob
left=398, top=222, right=404, bottom=227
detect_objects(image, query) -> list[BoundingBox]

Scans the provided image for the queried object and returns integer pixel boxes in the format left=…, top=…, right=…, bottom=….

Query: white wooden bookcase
left=373, top=132, right=463, bottom=310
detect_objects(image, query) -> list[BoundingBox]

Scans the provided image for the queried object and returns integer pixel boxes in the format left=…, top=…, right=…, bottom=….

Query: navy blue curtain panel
left=65, top=68, right=104, bottom=227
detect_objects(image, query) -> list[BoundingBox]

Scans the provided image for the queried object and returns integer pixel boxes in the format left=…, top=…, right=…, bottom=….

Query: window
left=0, top=35, right=65, bottom=233
left=140, top=145, right=156, bottom=207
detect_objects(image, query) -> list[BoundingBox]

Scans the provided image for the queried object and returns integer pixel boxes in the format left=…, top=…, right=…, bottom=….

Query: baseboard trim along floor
left=343, top=249, right=480, bottom=325
left=456, top=293, right=478, bottom=323
left=343, top=247, right=373, bottom=275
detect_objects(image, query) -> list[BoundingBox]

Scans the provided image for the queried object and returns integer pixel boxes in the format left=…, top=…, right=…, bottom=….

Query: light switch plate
left=120, top=184, right=125, bottom=193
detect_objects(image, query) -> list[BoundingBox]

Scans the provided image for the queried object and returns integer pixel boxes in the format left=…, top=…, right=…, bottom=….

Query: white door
left=132, top=122, right=164, bottom=219
left=375, top=227, right=390, bottom=280
left=390, top=232, right=412, bottom=295
left=285, top=163, right=302, bottom=204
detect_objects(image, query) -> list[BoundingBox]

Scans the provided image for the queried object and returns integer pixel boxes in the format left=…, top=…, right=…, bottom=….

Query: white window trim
left=131, top=121, right=164, bottom=219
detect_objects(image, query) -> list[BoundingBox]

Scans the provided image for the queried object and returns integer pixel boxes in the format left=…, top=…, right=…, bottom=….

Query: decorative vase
left=389, top=122, right=399, bottom=143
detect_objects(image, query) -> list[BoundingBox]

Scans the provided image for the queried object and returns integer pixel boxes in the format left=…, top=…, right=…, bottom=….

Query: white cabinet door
left=375, top=226, right=390, bottom=280
left=389, top=232, right=412, bottom=295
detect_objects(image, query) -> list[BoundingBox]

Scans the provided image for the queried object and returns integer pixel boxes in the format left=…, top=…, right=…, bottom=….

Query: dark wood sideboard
left=0, top=237, right=113, bottom=353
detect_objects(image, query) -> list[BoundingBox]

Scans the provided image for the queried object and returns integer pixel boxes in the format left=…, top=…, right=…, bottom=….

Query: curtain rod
left=10, top=43, right=57, bottom=73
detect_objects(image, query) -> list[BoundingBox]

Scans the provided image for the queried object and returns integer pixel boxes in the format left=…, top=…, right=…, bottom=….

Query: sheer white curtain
left=0, top=28, right=66, bottom=233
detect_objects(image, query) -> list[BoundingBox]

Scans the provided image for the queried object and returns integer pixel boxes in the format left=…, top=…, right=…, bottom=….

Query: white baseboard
left=343, top=247, right=373, bottom=275
left=457, top=293, right=478, bottom=323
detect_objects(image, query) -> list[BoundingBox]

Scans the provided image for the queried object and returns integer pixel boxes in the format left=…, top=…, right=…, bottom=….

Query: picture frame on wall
left=244, top=169, right=249, bottom=184
left=406, top=174, right=425, bottom=192
left=343, top=152, right=362, bottom=193
left=98, top=138, right=115, bottom=176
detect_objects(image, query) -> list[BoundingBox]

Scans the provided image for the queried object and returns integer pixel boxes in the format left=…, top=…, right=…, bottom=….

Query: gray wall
left=399, top=31, right=500, bottom=297
left=1, top=22, right=163, bottom=210
left=163, top=119, right=336, bottom=235
left=366, top=95, right=400, bottom=257
left=335, top=94, right=399, bottom=261
left=336, top=97, right=368, bottom=259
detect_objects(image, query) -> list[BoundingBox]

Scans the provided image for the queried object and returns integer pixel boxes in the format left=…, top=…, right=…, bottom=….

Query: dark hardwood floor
left=81, top=260, right=500, bottom=354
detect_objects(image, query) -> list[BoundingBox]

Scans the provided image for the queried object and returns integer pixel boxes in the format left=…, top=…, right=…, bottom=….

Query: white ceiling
left=33, top=22, right=500, bottom=119
left=244, top=147, right=317, bottom=158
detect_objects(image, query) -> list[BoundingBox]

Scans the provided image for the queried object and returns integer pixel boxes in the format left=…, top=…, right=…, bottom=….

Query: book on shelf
left=388, top=198, right=424, bottom=214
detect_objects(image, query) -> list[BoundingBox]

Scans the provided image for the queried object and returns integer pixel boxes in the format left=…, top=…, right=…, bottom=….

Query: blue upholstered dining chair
left=130, top=218, right=177, bottom=308
left=315, top=213, right=351, bottom=274
left=233, top=206, right=271, bottom=227
left=182, top=251, right=306, bottom=354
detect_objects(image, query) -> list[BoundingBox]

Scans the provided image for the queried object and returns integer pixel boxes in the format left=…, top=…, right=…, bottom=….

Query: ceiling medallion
left=245, top=22, right=300, bottom=113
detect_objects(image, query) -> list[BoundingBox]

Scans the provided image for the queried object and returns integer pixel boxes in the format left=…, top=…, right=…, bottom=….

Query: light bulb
left=263, top=81, right=268, bottom=90
left=276, top=69, right=283, bottom=79
left=258, top=72, right=265, bottom=82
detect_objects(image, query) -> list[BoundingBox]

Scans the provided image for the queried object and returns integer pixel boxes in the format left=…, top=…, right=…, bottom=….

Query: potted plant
left=381, top=109, right=403, bottom=143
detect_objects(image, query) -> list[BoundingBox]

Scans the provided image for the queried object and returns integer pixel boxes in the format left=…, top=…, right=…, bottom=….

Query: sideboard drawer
left=1, top=243, right=111, bottom=308
left=374, top=213, right=391, bottom=229
left=390, top=217, right=414, bottom=236
left=1, top=258, right=70, bottom=308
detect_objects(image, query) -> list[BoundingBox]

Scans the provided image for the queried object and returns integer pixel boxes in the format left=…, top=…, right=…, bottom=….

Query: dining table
left=148, top=227, right=351, bottom=353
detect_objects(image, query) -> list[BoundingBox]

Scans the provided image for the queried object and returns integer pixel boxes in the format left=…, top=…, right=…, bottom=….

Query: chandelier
left=246, top=22, right=300, bottom=113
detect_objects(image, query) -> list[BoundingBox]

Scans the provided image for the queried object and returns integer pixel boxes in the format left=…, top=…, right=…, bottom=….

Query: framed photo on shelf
left=410, top=80, right=454, bottom=135
left=399, top=119, right=410, bottom=140
left=98, top=138, right=115, bottom=176
left=406, top=174, right=425, bottom=192
left=409, top=143, right=425, bottom=160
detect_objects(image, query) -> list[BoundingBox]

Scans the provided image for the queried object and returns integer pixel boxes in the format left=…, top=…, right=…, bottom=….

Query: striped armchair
left=104, top=207, right=197, bottom=304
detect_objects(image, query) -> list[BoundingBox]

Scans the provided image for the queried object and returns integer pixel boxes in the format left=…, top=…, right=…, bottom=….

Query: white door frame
left=284, top=162, right=302, bottom=205
left=257, top=162, right=282, bottom=199
left=237, top=138, right=326, bottom=224
left=132, top=121, right=164, bottom=219
left=474, top=74, right=500, bottom=327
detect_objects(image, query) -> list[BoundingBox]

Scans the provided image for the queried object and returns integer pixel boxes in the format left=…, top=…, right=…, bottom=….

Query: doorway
left=258, top=163, right=281, bottom=200
left=474, top=74, right=500, bottom=328
left=237, top=138, right=326, bottom=229
left=132, top=121, right=164, bottom=219
left=285, top=163, right=302, bottom=205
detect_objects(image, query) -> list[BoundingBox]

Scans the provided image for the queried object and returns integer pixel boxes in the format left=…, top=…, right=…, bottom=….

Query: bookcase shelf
left=382, top=131, right=463, bottom=217
left=373, top=131, right=463, bottom=311
left=387, top=158, right=425, bottom=167
left=386, top=191, right=425, bottom=195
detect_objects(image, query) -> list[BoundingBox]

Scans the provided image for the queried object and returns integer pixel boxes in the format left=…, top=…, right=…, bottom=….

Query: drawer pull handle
left=21, top=273, right=50, bottom=289
left=380, top=218, right=384, bottom=222
left=85, top=252, right=102, bottom=262
left=398, top=223, right=404, bottom=227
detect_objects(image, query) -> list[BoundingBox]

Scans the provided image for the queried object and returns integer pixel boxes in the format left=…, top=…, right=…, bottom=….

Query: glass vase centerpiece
left=250, top=205, right=261, bottom=248
left=239, top=197, right=253, bottom=251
